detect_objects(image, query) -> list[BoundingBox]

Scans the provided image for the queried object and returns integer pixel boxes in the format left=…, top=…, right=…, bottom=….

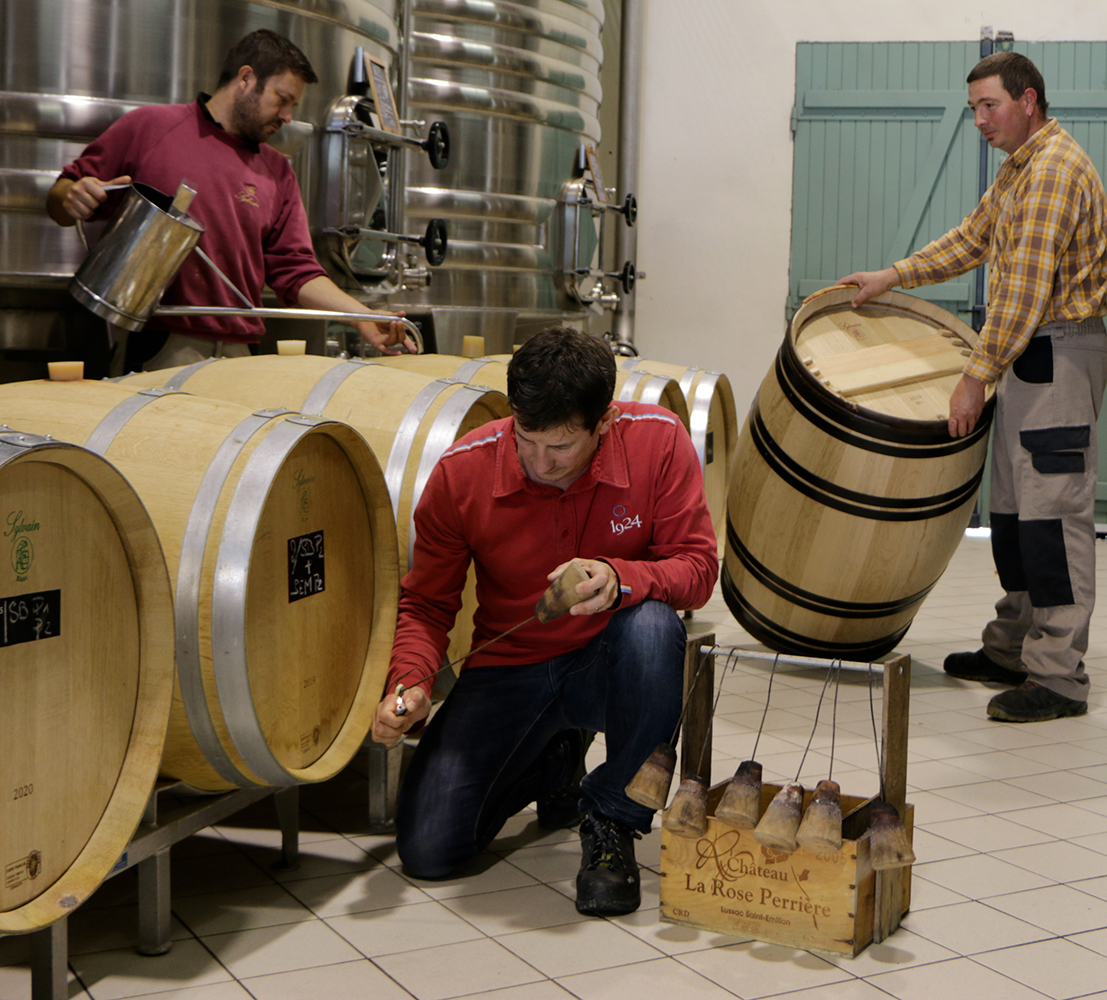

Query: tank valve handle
left=610, top=193, right=637, bottom=227
left=422, top=121, right=450, bottom=169
left=420, top=219, right=449, bottom=266
left=603, top=261, right=637, bottom=295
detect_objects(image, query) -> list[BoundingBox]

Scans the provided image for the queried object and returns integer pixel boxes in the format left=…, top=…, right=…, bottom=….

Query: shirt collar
left=493, top=410, right=631, bottom=498
left=196, top=93, right=261, bottom=153
left=1004, top=117, right=1059, bottom=171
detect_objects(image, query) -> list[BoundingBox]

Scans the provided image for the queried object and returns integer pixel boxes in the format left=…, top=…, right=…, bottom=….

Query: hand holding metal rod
left=392, top=559, right=593, bottom=716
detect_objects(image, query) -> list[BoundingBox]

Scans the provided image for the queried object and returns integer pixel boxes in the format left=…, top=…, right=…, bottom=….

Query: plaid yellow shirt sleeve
left=895, top=127, right=1104, bottom=383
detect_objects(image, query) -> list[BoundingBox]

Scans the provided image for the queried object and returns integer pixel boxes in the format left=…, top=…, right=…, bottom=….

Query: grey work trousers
left=982, top=317, right=1107, bottom=701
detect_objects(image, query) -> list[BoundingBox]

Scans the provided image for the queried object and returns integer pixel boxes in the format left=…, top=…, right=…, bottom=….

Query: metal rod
left=390, top=0, right=413, bottom=261
left=323, top=225, right=422, bottom=244
left=193, top=246, right=255, bottom=308
left=973, top=29, right=994, bottom=332
left=337, top=121, right=426, bottom=152
left=698, top=645, right=886, bottom=673
left=394, top=614, right=539, bottom=703
left=154, top=306, right=423, bottom=351
left=612, top=0, right=643, bottom=346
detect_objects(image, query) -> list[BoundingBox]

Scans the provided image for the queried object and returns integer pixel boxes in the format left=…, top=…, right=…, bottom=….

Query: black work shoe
left=536, top=730, right=593, bottom=830
left=987, top=681, right=1088, bottom=723
left=944, top=649, right=1027, bottom=686
left=575, top=813, right=642, bottom=916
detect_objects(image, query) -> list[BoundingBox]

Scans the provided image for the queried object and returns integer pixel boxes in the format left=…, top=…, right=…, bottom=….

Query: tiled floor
left=5, top=534, right=1107, bottom=1000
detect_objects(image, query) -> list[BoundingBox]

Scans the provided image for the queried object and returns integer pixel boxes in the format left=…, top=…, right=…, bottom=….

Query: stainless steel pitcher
left=69, top=182, right=205, bottom=332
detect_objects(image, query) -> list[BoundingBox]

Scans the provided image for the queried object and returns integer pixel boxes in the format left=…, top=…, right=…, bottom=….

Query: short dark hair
left=217, top=29, right=318, bottom=89
left=968, top=51, right=1049, bottom=116
left=507, top=327, right=616, bottom=433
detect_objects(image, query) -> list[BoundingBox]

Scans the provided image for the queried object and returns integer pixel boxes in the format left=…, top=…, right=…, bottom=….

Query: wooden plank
left=681, top=633, right=714, bottom=784
left=873, top=652, right=910, bottom=943
left=661, top=783, right=871, bottom=957
left=851, top=372, right=961, bottom=421
left=804, top=334, right=969, bottom=396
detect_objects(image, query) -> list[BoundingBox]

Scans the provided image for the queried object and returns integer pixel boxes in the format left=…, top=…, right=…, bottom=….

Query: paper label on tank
left=0, top=590, right=60, bottom=646
left=288, top=531, right=325, bottom=603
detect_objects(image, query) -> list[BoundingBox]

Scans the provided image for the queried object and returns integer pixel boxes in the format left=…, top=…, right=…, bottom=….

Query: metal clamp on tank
left=555, top=144, right=642, bottom=313
left=317, top=47, right=449, bottom=297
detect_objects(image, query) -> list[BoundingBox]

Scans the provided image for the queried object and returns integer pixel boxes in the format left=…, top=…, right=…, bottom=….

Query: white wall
left=633, top=0, right=1107, bottom=417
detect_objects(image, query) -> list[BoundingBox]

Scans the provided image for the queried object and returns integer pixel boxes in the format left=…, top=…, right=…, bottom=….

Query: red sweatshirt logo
left=610, top=504, right=642, bottom=535
left=235, top=184, right=260, bottom=208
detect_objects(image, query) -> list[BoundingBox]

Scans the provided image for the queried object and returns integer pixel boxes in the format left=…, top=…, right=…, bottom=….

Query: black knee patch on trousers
left=1019, top=518, right=1074, bottom=607
left=991, top=513, right=1026, bottom=591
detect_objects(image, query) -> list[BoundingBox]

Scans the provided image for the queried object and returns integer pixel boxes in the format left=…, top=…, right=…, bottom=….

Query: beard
left=230, top=89, right=281, bottom=144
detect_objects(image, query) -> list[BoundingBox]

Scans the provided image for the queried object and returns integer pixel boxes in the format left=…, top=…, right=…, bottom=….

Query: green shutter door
left=790, top=41, right=980, bottom=323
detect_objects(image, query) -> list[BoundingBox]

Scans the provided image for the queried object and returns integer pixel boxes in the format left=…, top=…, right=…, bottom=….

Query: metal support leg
left=137, top=848, right=172, bottom=956
left=367, top=739, right=402, bottom=833
left=273, top=786, right=300, bottom=869
left=30, top=918, right=67, bottom=1000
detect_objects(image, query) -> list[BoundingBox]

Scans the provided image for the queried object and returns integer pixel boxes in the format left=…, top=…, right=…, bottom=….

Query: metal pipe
left=612, top=0, right=643, bottom=346
left=390, top=0, right=414, bottom=258
left=341, top=121, right=428, bottom=152
left=154, top=306, right=424, bottom=351
left=972, top=28, right=994, bottom=332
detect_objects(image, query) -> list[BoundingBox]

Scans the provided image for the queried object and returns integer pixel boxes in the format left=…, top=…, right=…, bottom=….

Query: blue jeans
left=396, top=600, right=686, bottom=878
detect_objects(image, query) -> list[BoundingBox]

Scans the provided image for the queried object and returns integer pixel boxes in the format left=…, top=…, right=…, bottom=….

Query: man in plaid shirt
left=842, top=52, right=1107, bottom=723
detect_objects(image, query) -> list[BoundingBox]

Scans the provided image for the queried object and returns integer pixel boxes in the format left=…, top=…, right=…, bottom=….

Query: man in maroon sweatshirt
left=47, top=29, right=409, bottom=370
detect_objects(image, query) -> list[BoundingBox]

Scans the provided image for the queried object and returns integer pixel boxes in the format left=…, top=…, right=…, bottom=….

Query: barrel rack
left=16, top=782, right=300, bottom=1000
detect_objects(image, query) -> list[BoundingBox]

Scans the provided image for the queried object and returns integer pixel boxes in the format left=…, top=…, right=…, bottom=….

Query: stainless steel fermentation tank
left=0, top=0, right=631, bottom=370
left=289, top=0, right=636, bottom=355
left=0, top=0, right=403, bottom=374
left=392, top=0, right=634, bottom=354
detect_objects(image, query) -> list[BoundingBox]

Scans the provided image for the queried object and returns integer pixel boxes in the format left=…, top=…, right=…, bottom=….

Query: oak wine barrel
left=0, top=432, right=174, bottom=931
left=0, top=378, right=397, bottom=791
left=378, top=353, right=692, bottom=431
left=123, top=355, right=510, bottom=665
left=618, top=357, right=737, bottom=553
left=725, top=287, right=993, bottom=659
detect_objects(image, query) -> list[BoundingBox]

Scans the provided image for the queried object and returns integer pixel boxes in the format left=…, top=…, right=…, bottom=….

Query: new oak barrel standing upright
left=725, top=287, right=992, bottom=659
left=0, top=378, right=397, bottom=791
left=0, top=432, right=174, bottom=932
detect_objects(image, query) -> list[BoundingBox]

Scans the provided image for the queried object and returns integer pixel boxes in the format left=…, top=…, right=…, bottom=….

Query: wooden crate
left=659, top=782, right=913, bottom=957
left=669, top=637, right=914, bottom=957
